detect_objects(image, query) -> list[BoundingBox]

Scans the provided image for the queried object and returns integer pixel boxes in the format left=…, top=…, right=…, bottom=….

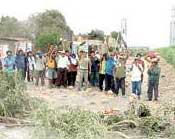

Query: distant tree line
left=0, top=10, right=73, bottom=51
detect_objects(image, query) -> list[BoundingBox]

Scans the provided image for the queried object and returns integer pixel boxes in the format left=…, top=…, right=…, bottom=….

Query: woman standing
left=99, top=53, right=107, bottom=91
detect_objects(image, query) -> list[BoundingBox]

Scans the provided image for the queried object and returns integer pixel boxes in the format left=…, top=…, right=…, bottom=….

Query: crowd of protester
left=0, top=46, right=161, bottom=101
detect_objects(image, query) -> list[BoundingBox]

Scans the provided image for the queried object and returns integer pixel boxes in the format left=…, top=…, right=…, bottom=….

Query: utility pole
left=121, top=18, right=128, bottom=49
left=170, top=6, right=175, bottom=46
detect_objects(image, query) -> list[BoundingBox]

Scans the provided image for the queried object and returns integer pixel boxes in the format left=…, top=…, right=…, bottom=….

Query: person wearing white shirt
left=56, top=51, right=70, bottom=87
left=27, top=51, right=36, bottom=82
left=131, top=57, right=143, bottom=99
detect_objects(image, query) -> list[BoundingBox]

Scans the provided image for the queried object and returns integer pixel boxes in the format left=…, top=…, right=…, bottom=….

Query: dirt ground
left=1, top=57, right=175, bottom=139
left=27, top=57, right=175, bottom=114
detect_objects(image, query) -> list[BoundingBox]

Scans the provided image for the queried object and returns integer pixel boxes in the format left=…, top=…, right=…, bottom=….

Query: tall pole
left=170, top=6, right=175, bottom=46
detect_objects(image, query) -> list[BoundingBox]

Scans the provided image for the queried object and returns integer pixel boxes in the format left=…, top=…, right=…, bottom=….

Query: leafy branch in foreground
left=31, top=104, right=106, bottom=139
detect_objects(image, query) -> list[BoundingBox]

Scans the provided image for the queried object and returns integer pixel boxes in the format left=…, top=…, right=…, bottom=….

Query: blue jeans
left=132, top=81, right=141, bottom=96
left=90, top=71, right=99, bottom=86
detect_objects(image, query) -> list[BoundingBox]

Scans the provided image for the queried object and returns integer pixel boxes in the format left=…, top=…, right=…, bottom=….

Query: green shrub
left=31, top=105, right=106, bottom=139
left=157, top=47, right=175, bottom=68
left=0, top=72, right=31, bottom=117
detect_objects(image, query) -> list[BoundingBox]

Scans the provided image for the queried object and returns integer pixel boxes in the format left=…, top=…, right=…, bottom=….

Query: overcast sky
left=0, top=0, right=175, bottom=48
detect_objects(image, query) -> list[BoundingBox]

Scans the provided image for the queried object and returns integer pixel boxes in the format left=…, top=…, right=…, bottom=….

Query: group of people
left=0, top=47, right=161, bottom=101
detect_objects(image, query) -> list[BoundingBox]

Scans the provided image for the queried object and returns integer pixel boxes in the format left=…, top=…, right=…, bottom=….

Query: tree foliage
left=35, top=32, right=59, bottom=51
left=88, top=29, right=105, bottom=40
left=0, top=16, right=20, bottom=37
left=0, top=10, right=73, bottom=50
left=111, top=31, right=122, bottom=44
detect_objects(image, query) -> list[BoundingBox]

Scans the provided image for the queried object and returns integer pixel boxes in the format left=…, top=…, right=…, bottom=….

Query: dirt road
left=1, top=57, right=175, bottom=139
left=27, top=57, right=175, bottom=114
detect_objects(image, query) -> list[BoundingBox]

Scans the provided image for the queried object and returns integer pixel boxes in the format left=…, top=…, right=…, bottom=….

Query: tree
left=35, top=32, right=60, bottom=51
left=88, top=29, right=104, bottom=40
left=28, top=10, right=73, bottom=49
left=111, top=31, right=123, bottom=46
left=111, top=31, right=119, bottom=40
left=28, top=10, right=72, bottom=38
left=0, top=16, right=19, bottom=37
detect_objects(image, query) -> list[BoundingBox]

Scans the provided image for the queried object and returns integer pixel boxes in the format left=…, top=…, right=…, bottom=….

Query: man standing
left=35, top=52, right=46, bottom=86
left=56, top=50, right=70, bottom=88
left=114, top=53, right=128, bottom=96
left=90, top=51, right=100, bottom=87
left=68, top=53, right=78, bottom=88
left=15, top=50, right=27, bottom=80
left=135, top=53, right=145, bottom=82
left=26, top=51, right=35, bottom=82
left=4, top=50, right=16, bottom=73
left=78, top=50, right=91, bottom=91
left=147, top=58, right=161, bottom=101
left=105, top=52, right=116, bottom=94
left=131, top=57, right=143, bottom=99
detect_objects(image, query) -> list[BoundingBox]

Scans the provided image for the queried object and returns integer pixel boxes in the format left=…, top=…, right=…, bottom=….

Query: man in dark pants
left=105, top=52, right=116, bottom=94
left=147, top=58, right=161, bottom=101
left=90, top=51, right=100, bottom=87
left=15, top=50, right=27, bottom=80
left=115, top=53, right=128, bottom=96
left=56, top=51, right=70, bottom=88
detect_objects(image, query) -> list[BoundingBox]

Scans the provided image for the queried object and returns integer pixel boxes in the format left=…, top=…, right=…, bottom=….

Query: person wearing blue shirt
left=15, top=50, right=27, bottom=80
left=105, top=52, right=116, bottom=93
left=4, top=50, right=16, bottom=73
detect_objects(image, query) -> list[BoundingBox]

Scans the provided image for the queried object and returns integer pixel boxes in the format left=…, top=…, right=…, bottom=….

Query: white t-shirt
left=131, top=63, right=143, bottom=82
left=57, top=56, right=70, bottom=69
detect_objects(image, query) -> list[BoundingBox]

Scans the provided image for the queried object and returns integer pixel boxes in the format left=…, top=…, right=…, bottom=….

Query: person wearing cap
left=131, top=57, right=144, bottom=99
left=147, top=58, right=161, bottom=101
left=15, top=50, right=27, bottom=80
left=78, top=50, right=91, bottom=91
left=114, top=53, right=128, bottom=96
left=4, top=50, right=16, bottom=73
left=55, top=50, right=70, bottom=88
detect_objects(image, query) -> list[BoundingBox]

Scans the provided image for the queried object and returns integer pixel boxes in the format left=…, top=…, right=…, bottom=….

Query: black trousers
left=99, top=74, right=105, bottom=91
left=68, top=71, right=77, bottom=86
left=147, top=81, right=159, bottom=100
left=115, top=77, right=125, bottom=96
left=56, top=68, right=68, bottom=87
left=105, top=74, right=115, bottom=92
